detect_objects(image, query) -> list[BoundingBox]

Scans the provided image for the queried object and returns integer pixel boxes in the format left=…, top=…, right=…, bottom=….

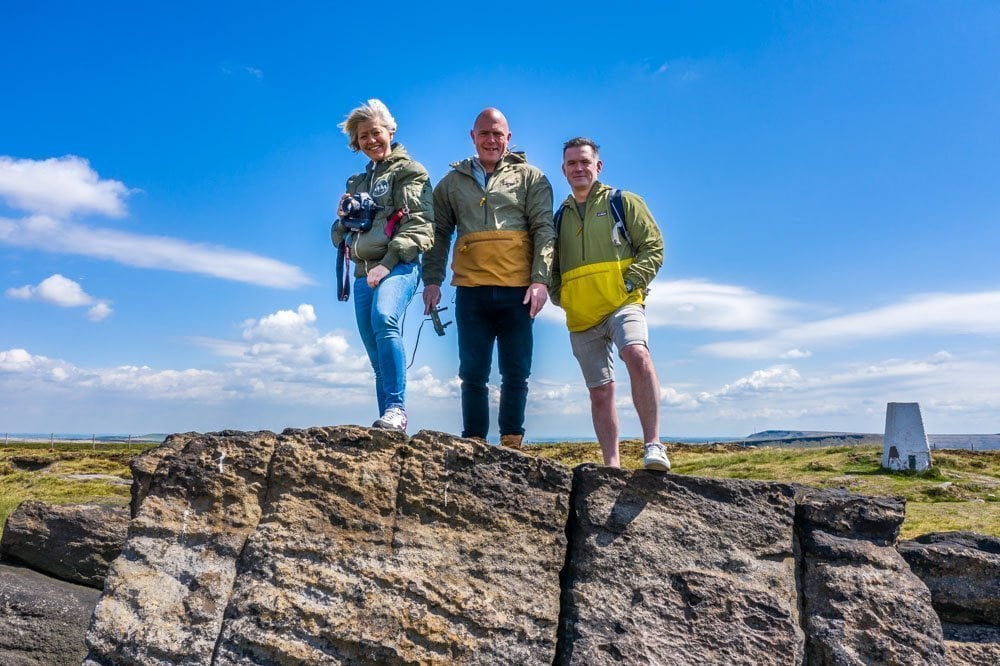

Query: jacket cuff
left=379, top=248, right=400, bottom=271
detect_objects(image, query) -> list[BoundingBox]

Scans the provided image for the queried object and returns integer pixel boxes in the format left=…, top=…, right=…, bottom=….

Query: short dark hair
left=563, top=137, right=600, bottom=157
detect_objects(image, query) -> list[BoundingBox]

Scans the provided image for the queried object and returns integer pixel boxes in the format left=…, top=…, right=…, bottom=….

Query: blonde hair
left=339, top=99, right=398, bottom=152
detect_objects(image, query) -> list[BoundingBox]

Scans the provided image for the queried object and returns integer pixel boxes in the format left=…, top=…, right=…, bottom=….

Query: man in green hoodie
left=422, top=108, right=555, bottom=449
left=550, top=137, right=670, bottom=471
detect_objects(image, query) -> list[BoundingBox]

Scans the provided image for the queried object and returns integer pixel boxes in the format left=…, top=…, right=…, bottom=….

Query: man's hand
left=367, top=265, right=389, bottom=288
left=523, top=282, right=549, bottom=318
left=423, top=284, right=442, bottom=315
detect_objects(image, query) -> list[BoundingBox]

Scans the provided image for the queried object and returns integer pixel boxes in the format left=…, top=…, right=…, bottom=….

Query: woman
left=332, top=99, right=434, bottom=432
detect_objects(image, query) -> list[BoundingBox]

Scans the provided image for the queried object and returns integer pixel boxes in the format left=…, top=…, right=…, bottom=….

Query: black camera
left=430, top=306, right=452, bottom=336
left=339, top=192, right=384, bottom=232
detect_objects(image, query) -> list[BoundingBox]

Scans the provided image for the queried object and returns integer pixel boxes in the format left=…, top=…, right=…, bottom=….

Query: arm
left=524, top=170, right=556, bottom=286
left=421, top=179, right=456, bottom=287
left=621, top=192, right=664, bottom=291
left=379, top=166, right=434, bottom=271
left=522, top=169, right=555, bottom=317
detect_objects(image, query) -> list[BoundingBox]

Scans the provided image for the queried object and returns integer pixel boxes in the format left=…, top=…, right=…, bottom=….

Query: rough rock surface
left=558, top=464, right=804, bottom=665
left=796, top=488, right=946, bottom=665
left=941, top=622, right=1000, bottom=666
left=0, top=500, right=128, bottom=588
left=85, top=429, right=278, bottom=665
left=85, top=427, right=573, bottom=665
left=898, top=531, right=1000, bottom=625
left=0, top=562, right=100, bottom=666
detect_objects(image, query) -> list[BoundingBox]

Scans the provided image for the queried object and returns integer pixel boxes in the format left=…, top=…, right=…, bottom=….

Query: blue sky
left=2, top=2, right=998, bottom=439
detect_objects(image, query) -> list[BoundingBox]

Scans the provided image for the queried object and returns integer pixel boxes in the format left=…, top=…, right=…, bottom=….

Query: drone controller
left=430, top=306, right=452, bottom=336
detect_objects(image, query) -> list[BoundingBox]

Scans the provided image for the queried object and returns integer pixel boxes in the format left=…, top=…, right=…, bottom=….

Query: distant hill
left=738, top=430, right=881, bottom=448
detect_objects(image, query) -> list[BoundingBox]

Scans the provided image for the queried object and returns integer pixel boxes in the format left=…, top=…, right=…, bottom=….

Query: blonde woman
left=332, top=99, right=434, bottom=431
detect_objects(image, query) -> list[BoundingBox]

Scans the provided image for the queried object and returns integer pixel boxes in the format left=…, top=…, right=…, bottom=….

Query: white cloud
left=715, top=366, right=803, bottom=398
left=0, top=155, right=130, bottom=217
left=242, top=304, right=318, bottom=343
left=87, top=302, right=113, bottom=321
left=646, top=279, right=801, bottom=330
left=699, top=290, right=1000, bottom=358
left=0, top=214, right=313, bottom=288
left=6, top=273, right=113, bottom=320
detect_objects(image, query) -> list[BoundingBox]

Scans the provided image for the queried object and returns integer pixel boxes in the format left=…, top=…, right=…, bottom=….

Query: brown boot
left=499, top=434, right=523, bottom=451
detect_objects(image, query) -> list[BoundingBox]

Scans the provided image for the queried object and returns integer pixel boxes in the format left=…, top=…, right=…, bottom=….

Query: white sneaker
left=373, top=407, right=407, bottom=432
left=643, top=443, right=671, bottom=471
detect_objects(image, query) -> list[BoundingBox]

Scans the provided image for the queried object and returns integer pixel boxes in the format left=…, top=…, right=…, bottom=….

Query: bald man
left=422, top=108, right=555, bottom=449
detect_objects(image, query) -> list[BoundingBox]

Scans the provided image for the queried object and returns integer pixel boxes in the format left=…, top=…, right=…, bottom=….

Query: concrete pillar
left=882, top=402, right=932, bottom=471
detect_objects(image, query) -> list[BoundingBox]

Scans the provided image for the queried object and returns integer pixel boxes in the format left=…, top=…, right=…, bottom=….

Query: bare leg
left=621, top=344, right=660, bottom=443
left=589, top=382, right=619, bottom=466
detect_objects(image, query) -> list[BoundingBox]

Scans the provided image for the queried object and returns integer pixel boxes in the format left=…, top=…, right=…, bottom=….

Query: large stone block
left=0, top=500, right=128, bottom=588
left=558, top=465, right=803, bottom=665
left=212, top=427, right=573, bottom=665
left=0, top=563, right=100, bottom=666
left=898, top=531, right=1000, bottom=625
left=796, top=488, right=945, bottom=665
left=85, top=430, right=278, bottom=665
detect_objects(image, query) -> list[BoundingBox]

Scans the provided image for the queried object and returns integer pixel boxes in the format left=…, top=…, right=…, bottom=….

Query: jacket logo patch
left=597, top=211, right=608, bottom=217
left=502, top=178, right=518, bottom=188
left=372, top=178, right=390, bottom=198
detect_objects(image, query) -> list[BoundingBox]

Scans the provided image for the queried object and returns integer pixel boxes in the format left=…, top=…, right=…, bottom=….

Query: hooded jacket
left=422, top=151, right=555, bottom=288
left=331, top=143, right=434, bottom=278
left=550, top=181, right=664, bottom=332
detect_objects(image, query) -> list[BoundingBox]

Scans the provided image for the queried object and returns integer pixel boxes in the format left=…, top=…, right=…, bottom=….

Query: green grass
left=528, top=441, right=1000, bottom=539
left=3, top=440, right=998, bottom=541
left=0, top=442, right=155, bottom=527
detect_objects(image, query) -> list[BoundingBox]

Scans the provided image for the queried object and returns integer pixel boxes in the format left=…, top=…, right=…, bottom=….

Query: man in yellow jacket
left=422, top=108, right=555, bottom=448
left=550, top=137, right=670, bottom=471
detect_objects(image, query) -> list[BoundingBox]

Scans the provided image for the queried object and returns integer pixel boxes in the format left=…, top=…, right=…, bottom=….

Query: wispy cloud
left=699, top=290, right=1000, bottom=358
left=6, top=273, right=113, bottom=321
left=0, top=214, right=313, bottom=288
left=0, top=156, right=131, bottom=218
left=0, top=156, right=313, bottom=289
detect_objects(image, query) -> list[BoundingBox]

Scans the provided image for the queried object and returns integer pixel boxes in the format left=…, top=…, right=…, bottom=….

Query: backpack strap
left=554, top=203, right=567, bottom=237
left=608, top=189, right=632, bottom=247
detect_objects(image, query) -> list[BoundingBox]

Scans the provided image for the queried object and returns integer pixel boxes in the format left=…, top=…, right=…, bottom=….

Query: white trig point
left=882, top=402, right=932, bottom=471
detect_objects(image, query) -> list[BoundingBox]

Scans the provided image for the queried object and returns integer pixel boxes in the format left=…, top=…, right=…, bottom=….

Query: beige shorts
left=569, top=304, right=649, bottom=388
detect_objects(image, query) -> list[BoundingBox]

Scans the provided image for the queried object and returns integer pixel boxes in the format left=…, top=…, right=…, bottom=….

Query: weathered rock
left=558, top=465, right=803, bottom=665
left=129, top=431, right=189, bottom=518
left=85, top=429, right=278, bottom=665
left=0, top=562, right=100, bottom=666
left=86, top=427, right=573, bottom=665
left=0, top=500, right=128, bottom=588
left=941, top=622, right=1000, bottom=666
left=796, top=488, right=946, bottom=665
left=898, top=531, right=1000, bottom=625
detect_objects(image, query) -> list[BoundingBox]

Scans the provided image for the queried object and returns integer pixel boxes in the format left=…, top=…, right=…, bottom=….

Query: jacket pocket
left=561, top=259, right=637, bottom=332
left=452, top=230, right=532, bottom=287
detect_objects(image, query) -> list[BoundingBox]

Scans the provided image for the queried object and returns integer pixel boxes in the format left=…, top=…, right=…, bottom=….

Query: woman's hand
left=367, top=265, right=390, bottom=288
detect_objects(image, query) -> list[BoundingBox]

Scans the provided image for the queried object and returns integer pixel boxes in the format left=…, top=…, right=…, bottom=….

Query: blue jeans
left=456, top=286, right=533, bottom=439
left=353, top=261, right=420, bottom=415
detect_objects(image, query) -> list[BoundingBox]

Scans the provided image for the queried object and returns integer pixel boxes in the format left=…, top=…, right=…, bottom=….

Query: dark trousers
left=456, top=286, right=534, bottom=438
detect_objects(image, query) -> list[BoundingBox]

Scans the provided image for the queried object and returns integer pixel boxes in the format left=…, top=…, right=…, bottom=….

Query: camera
left=429, top=306, right=452, bottom=336
left=339, top=192, right=384, bottom=232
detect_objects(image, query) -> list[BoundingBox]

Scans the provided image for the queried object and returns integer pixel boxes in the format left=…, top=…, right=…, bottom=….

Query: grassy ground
left=0, top=441, right=156, bottom=528
left=2, top=440, right=997, bottom=540
left=529, top=441, right=1000, bottom=539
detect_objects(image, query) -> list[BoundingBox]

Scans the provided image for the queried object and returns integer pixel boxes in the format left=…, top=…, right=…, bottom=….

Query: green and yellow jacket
left=331, top=143, right=435, bottom=278
left=550, top=182, right=664, bottom=332
left=422, top=151, right=554, bottom=288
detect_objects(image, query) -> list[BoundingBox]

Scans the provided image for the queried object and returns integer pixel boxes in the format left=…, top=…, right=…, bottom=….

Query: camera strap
left=336, top=238, right=351, bottom=301
left=384, top=206, right=409, bottom=238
